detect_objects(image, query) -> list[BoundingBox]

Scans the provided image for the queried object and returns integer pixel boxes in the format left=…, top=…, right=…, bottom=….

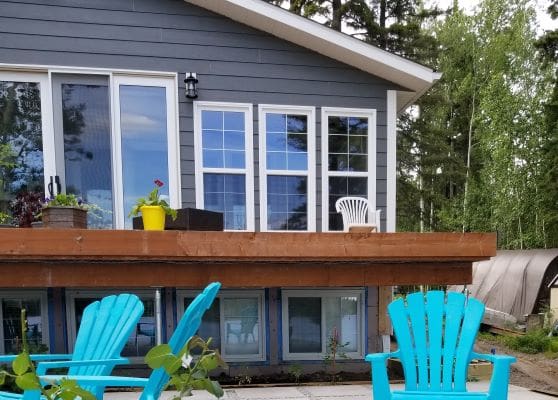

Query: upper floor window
left=321, top=108, right=376, bottom=231
left=258, top=105, right=316, bottom=231
left=194, top=102, right=254, bottom=231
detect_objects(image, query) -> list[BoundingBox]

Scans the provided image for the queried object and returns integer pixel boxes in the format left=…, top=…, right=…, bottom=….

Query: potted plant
left=42, top=193, right=88, bottom=229
left=9, top=191, right=43, bottom=228
left=129, top=179, right=177, bottom=231
left=0, top=211, right=13, bottom=227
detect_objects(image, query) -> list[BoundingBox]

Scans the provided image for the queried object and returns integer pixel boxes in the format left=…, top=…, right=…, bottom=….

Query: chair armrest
left=40, top=375, right=149, bottom=388
left=364, top=350, right=399, bottom=400
left=471, top=352, right=516, bottom=364
left=36, top=358, right=129, bottom=375
left=0, top=354, right=73, bottom=363
left=471, top=352, right=516, bottom=400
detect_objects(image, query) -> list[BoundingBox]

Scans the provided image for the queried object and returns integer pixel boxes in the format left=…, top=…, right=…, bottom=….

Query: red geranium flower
left=154, top=179, right=164, bottom=187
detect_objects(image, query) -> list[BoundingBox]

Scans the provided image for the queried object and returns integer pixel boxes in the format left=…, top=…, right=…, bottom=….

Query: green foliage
left=480, top=329, right=558, bottom=355
left=128, top=179, right=177, bottom=220
left=394, top=0, right=558, bottom=249
left=0, top=212, right=11, bottom=224
left=145, top=336, right=226, bottom=399
left=503, top=329, right=558, bottom=354
left=0, top=310, right=95, bottom=400
left=287, top=364, right=303, bottom=385
left=44, top=193, right=84, bottom=209
left=323, top=327, right=349, bottom=383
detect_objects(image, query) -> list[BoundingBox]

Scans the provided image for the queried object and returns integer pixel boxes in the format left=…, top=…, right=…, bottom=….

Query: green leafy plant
left=145, top=336, right=226, bottom=399
left=0, top=310, right=95, bottom=400
left=43, top=193, right=85, bottom=209
left=287, top=364, right=303, bottom=385
left=503, top=329, right=558, bottom=355
left=323, top=326, right=349, bottom=384
left=0, top=212, right=12, bottom=225
left=234, top=365, right=252, bottom=386
left=128, top=179, right=177, bottom=220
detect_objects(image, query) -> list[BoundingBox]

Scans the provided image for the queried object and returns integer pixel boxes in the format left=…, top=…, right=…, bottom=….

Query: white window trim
left=320, top=107, right=377, bottom=232
left=281, top=288, right=365, bottom=361
left=0, top=291, right=49, bottom=354
left=65, top=289, right=155, bottom=362
left=258, top=104, right=316, bottom=232
left=193, top=101, right=255, bottom=232
left=176, top=289, right=265, bottom=362
left=386, top=90, right=397, bottom=232
left=111, top=75, right=181, bottom=228
left=1, top=65, right=182, bottom=229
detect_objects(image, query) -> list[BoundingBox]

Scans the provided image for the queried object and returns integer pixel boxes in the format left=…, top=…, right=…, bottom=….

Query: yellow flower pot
left=141, top=205, right=166, bottom=231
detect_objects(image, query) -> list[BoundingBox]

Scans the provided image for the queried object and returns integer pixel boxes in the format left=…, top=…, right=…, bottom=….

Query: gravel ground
left=475, top=338, right=558, bottom=395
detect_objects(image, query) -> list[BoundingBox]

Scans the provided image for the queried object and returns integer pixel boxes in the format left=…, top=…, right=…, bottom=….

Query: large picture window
left=177, top=290, right=265, bottom=362
left=321, top=108, right=376, bottom=231
left=194, top=102, right=254, bottom=231
left=282, top=289, right=364, bottom=360
left=258, top=105, right=315, bottom=231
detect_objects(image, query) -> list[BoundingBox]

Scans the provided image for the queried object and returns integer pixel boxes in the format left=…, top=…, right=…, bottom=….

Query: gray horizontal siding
left=0, top=0, right=400, bottom=231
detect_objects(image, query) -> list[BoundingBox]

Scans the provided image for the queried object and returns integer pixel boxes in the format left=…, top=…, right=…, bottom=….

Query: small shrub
left=287, top=364, right=303, bottom=384
left=504, top=329, right=553, bottom=354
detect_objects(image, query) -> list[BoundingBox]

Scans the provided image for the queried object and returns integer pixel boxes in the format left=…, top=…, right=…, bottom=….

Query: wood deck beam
left=0, top=229, right=495, bottom=287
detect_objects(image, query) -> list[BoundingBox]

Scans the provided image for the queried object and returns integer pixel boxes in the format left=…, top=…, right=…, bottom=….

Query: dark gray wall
left=0, top=0, right=399, bottom=231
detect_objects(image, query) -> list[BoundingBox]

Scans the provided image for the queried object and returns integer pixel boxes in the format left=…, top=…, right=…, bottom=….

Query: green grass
left=479, top=330, right=558, bottom=355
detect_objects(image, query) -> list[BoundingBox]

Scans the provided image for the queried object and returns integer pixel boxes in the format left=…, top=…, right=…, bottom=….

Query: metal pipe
left=155, top=288, right=163, bottom=345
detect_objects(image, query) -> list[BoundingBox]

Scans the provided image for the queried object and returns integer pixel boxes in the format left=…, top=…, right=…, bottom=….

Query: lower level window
left=282, top=289, right=363, bottom=360
left=66, top=290, right=154, bottom=359
left=177, top=290, right=265, bottom=362
left=0, top=292, right=48, bottom=354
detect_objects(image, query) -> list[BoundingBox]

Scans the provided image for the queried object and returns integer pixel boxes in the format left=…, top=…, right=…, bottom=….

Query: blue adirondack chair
left=365, top=291, right=516, bottom=400
left=40, top=282, right=221, bottom=400
left=0, top=293, right=144, bottom=400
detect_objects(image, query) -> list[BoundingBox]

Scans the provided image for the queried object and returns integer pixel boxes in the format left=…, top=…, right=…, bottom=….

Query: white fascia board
left=186, top=0, right=441, bottom=107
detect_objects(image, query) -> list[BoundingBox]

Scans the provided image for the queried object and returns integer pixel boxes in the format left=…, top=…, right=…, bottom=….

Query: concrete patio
left=105, top=381, right=555, bottom=400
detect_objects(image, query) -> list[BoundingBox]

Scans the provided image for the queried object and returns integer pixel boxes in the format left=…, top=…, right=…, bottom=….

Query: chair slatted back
left=69, top=294, right=144, bottom=397
left=388, top=291, right=485, bottom=392
left=140, top=282, right=221, bottom=400
left=335, top=196, right=368, bottom=231
left=335, top=196, right=381, bottom=231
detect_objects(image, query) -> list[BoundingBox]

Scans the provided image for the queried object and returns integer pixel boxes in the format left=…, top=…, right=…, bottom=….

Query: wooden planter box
left=42, top=207, right=87, bottom=229
left=132, top=208, right=223, bottom=231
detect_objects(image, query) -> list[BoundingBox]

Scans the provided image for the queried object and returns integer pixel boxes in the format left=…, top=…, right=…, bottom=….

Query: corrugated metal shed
left=452, top=249, right=558, bottom=320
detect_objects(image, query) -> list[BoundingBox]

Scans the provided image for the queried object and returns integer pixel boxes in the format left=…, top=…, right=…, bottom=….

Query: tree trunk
left=331, top=0, right=342, bottom=31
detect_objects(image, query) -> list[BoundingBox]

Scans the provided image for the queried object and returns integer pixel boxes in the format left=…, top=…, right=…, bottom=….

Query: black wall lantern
left=184, top=72, right=198, bottom=99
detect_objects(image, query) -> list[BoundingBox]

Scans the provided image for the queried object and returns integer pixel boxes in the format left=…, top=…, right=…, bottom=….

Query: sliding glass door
left=0, top=69, right=180, bottom=228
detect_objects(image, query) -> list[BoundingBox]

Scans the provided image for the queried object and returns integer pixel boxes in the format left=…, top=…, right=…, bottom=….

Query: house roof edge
left=185, top=0, right=441, bottom=110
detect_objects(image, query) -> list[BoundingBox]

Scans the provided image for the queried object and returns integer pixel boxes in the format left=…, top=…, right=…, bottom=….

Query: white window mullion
left=110, top=74, right=125, bottom=228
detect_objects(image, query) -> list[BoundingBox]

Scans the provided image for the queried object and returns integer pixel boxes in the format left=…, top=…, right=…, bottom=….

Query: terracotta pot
left=42, top=207, right=87, bottom=229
